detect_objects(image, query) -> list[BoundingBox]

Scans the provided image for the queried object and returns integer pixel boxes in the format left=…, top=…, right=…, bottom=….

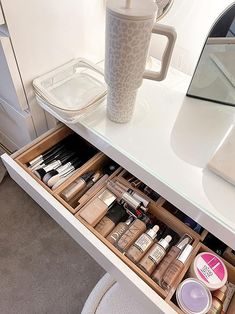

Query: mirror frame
left=186, top=3, right=235, bottom=107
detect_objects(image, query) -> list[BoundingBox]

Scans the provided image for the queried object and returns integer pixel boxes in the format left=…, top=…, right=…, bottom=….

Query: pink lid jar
left=189, top=252, right=228, bottom=291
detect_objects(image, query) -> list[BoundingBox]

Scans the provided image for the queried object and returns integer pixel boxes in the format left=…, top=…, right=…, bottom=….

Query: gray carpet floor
left=0, top=174, right=105, bottom=314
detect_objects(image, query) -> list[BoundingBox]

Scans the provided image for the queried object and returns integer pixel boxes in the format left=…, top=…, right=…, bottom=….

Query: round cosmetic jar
left=189, top=252, right=228, bottom=291
left=176, top=278, right=212, bottom=314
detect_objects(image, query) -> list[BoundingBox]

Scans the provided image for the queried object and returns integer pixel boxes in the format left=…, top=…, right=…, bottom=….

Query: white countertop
left=63, top=59, right=235, bottom=249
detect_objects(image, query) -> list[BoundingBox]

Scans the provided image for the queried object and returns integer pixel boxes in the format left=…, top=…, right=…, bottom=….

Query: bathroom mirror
left=187, top=3, right=235, bottom=106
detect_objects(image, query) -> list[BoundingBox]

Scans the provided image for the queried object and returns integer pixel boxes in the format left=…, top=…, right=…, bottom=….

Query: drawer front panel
left=2, top=153, right=176, bottom=314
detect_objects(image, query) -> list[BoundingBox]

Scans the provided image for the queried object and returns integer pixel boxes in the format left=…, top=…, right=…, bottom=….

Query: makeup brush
left=27, top=143, right=65, bottom=167
left=34, top=151, right=76, bottom=180
left=29, top=145, right=66, bottom=171
left=44, top=158, right=82, bottom=187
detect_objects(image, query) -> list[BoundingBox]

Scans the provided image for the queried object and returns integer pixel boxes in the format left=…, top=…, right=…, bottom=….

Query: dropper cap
left=158, top=235, right=172, bottom=250
left=146, top=225, right=159, bottom=239
left=176, top=235, right=193, bottom=250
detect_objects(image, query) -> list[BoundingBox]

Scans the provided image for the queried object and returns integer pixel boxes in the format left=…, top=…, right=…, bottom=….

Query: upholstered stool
left=81, top=273, right=147, bottom=314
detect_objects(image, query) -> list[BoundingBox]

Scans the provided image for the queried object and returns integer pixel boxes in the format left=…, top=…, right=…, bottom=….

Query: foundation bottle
left=161, top=244, right=193, bottom=290
left=152, top=235, right=192, bottom=284
left=116, top=217, right=148, bottom=253
left=106, top=216, right=134, bottom=245
left=208, top=285, right=227, bottom=314
left=139, top=235, right=172, bottom=276
left=95, top=204, right=126, bottom=237
left=126, top=225, right=160, bottom=263
left=61, top=172, right=94, bottom=201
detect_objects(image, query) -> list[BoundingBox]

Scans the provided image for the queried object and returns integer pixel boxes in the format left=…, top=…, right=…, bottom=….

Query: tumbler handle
left=143, top=23, right=177, bottom=81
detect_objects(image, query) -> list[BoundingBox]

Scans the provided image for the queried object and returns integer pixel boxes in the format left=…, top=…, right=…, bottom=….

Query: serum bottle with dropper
left=138, top=235, right=172, bottom=276
left=126, top=225, right=160, bottom=263
left=151, top=234, right=192, bottom=284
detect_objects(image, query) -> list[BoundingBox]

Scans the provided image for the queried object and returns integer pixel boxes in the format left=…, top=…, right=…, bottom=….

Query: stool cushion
left=82, top=273, right=147, bottom=314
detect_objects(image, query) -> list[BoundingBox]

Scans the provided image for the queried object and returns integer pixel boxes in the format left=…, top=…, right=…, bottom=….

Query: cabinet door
left=0, top=36, right=28, bottom=112
left=0, top=97, right=35, bottom=150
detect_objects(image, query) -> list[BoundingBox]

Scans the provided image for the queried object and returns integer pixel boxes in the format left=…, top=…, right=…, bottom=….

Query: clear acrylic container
left=33, top=58, right=107, bottom=123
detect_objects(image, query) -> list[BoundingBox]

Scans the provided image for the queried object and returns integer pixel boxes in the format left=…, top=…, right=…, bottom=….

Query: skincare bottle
left=79, top=190, right=116, bottom=226
left=61, top=172, right=94, bottom=201
left=152, top=235, right=192, bottom=284
left=139, top=235, right=172, bottom=275
left=208, top=285, right=227, bottom=314
left=95, top=204, right=127, bottom=237
left=106, top=216, right=134, bottom=245
left=116, top=217, right=148, bottom=253
left=126, top=225, right=159, bottom=263
left=161, top=244, right=193, bottom=290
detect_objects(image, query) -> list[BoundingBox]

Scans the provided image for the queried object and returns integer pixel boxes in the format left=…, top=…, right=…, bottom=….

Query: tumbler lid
left=106, top=0, right=157, bottom=20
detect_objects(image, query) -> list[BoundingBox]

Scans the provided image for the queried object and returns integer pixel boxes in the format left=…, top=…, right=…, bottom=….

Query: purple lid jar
left=176, top=278, right=212, bottom=314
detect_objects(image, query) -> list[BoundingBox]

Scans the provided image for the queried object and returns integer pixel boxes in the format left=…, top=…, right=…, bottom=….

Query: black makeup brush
left=27, top=142, right=65, bottom=167
left=34, top=151, right=76, bottom=180
left=29, top=145, right=67, bottom=171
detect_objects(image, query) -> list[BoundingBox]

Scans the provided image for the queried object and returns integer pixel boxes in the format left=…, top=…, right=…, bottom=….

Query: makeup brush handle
left=43, top=160, right=62, bottom=172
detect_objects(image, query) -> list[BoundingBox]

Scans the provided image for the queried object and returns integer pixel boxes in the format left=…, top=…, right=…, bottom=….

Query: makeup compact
left=176, top=278, right=212, bottom=314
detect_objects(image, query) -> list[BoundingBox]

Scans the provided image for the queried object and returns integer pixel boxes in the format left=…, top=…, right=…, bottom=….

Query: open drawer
left=1, top=124, right=177, bottom=314
left=2, top=124, right=235, bottom=314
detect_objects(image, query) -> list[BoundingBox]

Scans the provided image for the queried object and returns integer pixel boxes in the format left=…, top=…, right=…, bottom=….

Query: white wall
left=149, top=0, right=234, bottom=75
